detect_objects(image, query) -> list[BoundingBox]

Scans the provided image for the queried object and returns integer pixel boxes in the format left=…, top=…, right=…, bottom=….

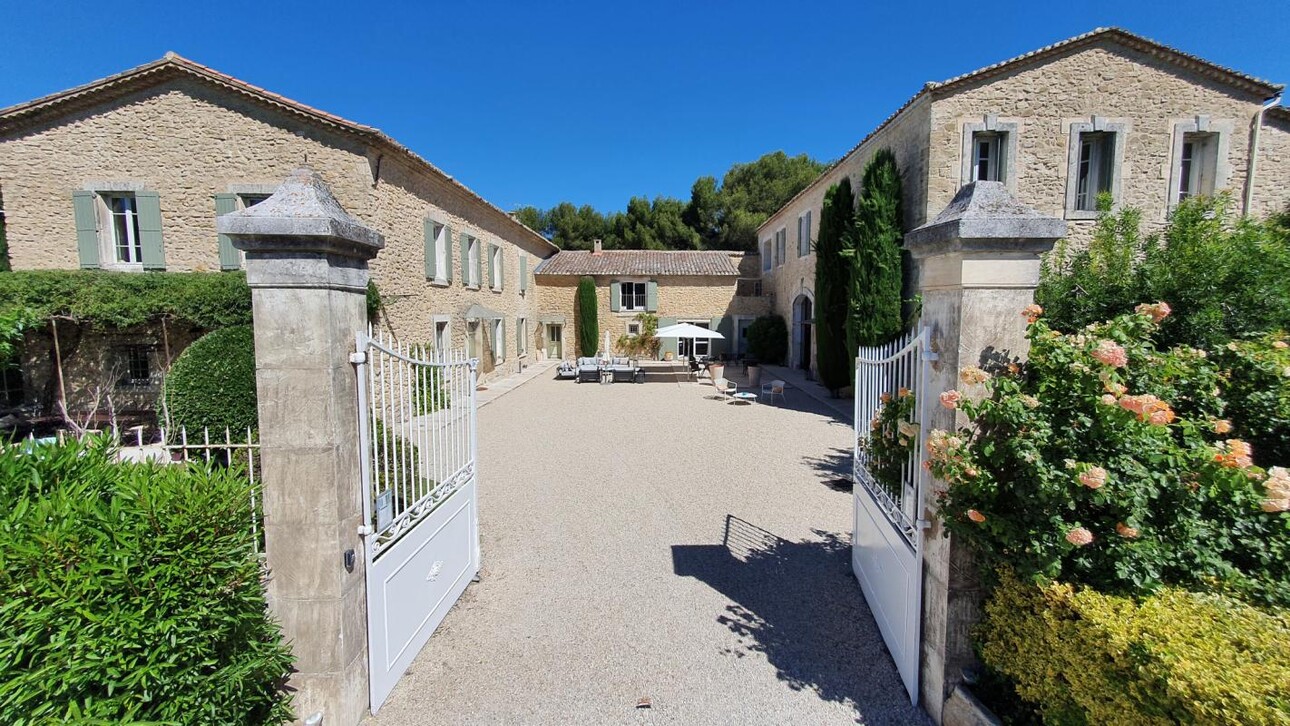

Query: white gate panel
left=356, top=328, right=480, bottom=714
left=367, top=480, right=477, bottom=709
left=852, top=327, right=934, bottom=705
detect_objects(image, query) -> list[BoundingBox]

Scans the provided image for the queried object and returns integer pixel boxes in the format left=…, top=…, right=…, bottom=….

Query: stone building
left=758, top=27, right=1290, bottom=376
left=0, top=52, right=560, bottom=420
left=534, top=242, right=771, bottom=359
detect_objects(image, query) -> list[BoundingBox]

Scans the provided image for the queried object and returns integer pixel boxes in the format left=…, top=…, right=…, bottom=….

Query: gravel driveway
left=366, top=372, right=928, bottom=725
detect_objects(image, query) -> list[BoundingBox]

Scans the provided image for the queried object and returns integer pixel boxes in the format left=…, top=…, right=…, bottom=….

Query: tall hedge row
left=848, top=149, right=905, bottom=352
left=0, top=438, right=294, bottom=724
left=814, top=178, right=856, bottom=394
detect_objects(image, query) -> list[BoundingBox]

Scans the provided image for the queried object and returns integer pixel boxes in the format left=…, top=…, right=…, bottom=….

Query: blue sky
left=1, top=0, right=1286, bottom=213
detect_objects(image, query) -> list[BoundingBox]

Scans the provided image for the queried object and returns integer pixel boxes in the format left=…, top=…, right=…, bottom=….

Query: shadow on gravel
left=671, top=515, right=927, bottom=725
left=803, top=447, right=854, bottom=488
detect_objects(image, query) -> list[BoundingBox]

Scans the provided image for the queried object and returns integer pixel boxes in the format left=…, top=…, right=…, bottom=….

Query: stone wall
left=534, top=272, right=770, bottom=359
left=757, top=95, right=932, bottom=375
left=927, top=39, right=1281, bottom=243
left=1250, top=112, right=1290, bottom=218
left=0, top=75, right=556, bottom=387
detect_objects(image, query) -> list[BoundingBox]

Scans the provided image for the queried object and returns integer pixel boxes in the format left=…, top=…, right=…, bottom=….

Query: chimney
left=592, top=239, right=603, bottom=255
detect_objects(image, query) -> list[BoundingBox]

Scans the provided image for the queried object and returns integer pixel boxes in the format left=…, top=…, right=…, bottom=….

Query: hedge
left=746, top=314, right=788, bottom=364
left=0, top=269, right=252, bottom=330
left=576, top=275, right=599, bottom=356
left=980, top=571, right=1290, bottom=725
left=0, top=437, right=293, bottom=724
left=165, top=326, right=258, bottom=433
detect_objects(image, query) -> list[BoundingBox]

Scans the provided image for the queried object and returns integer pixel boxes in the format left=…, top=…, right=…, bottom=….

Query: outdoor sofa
left=575, top=357, right=600, bottom=383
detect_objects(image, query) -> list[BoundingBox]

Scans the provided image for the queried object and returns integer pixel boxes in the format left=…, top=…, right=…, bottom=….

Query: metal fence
left=355, top=326, right=478, bottom=559
left=853, top=327, right=935, bottom=547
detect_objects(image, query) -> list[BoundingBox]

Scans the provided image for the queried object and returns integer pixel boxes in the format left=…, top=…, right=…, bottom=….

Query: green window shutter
left=474, top=239, right=482, bottom=286
left=499, top=247, right=506, bottom=290
left=72, top=191, right=100, bottom=269
left=215, top=194, right=240, bottom=270
left=136, top=191, right=165, bottom=270
left=424, top=219, right=438, bottom=280
left=487, top=244, right=496, bottom=288
left=715, top=316, right=733, bottom=356
left=610, top=280, right=621, bottom=312
left=520, top=256, right=528, bottom=292
left=500, top=319, right=507, bottom=359
left=444, top=225, right=454, bottom=282
left=461, top=233, right=470, bottom=287
left=709, top=317, right=727, bottom=356
left=646, top=280, right=658, bottom=312
left=658, top=317, right=677, bottom=358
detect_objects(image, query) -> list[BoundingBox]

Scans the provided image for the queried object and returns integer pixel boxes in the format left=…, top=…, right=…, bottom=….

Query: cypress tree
left=814, top=178, right=856, bottom=395
left=575, top=275, right=599, bottom=356
left=848, top=149, right=905, bottom=353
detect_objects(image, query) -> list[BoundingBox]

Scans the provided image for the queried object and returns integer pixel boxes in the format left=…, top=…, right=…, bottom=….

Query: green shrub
left=0, top=437, right=293, bottom=724
left=980, top=571, right=1290, bottom=726
left=815, top=179, right=856, bottom=393
left=366, top=279, right=382, bottom=323
left=165, top=326, right=258, bottom=433
left=576, top=275, right=599, bottom=356
left=1037, top=194, right=1290, bottom=350
left=926, top=307, right=1289, bottom=606
left=848, top=148, right=905, bottom=352
left=0, top=269, right=252, bottom=330
left=1214, top=333, right=1290, bottom=468
left=746, top=314, right=788, bottom=365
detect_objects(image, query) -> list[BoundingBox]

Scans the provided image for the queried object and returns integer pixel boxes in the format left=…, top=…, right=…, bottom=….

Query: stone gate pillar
left=219, top=168, right=384, bottom=725
left=903, top=182, right=1064, bottom=724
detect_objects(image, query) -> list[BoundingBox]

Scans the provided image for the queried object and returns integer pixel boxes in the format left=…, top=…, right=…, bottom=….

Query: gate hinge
left=350, top=351, right=367, bottom=364
left=357, top=524, right=373, bottom=536
left=917, top=518, right=932, bottom=530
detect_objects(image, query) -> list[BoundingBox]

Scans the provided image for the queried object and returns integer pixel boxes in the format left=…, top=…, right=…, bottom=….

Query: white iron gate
left=355, top=327, right=480, bottom=713
left=852, top=327, right=935, bottom=704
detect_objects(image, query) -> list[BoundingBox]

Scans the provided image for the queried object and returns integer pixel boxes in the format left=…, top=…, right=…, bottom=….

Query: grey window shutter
left=424, top=219, right=437, bottom=280
left=646, top=280, right=658, bottom=312
left=520, top=256, right=528, bottom=291
left=499, top=247, right=506, bottom=290
left=610, top=280, right=621, bottom=312
left=136, top=191, right=165, bottom=270
left=716, top=316, right=733, bottom=356
left=709, top=317, right=725, bottom=355
left=500, top=319, right=506, bottom=359
left=657, top=317, right=677, bottom=358
left=461, top=233, right=470, bottom=286
left=215, top=194, right=240, bottom=270
left=444, top=225, right=454, bottom=283
left=72, top=191, right=100, bottom=268
left=474, top=239, right=482, bottom=286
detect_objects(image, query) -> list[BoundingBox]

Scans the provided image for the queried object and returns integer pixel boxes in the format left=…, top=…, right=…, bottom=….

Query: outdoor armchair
left=760, top=379, right=786, bottom=404
left=713, top=377, right=738, bottom=400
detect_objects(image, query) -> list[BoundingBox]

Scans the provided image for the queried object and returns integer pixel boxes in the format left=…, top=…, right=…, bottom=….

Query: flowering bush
left=1213, top=333, right=1290, bottom=468
left=859, top=388, right=917, bottom=500
left=928, top=305, right=1290, bottom=606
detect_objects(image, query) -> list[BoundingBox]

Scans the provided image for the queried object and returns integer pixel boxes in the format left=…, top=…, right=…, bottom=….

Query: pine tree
left=815, top=178, right=856, bottom=395
left=848, top=149, right=905, bottom=354
left=576, top=276, right=599, bottom=356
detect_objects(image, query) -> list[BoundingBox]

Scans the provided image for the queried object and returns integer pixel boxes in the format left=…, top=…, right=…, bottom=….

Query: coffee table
left=732, top=391, right=757, bottom=404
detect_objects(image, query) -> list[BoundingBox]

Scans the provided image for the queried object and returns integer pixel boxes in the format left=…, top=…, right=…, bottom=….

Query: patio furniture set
left=556, top=356, right=645, bottom=384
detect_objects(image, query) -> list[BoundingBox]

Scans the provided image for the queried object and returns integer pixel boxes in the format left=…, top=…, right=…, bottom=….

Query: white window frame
left=797, top=211, right=812, bottom=257
left=490, top=244, right=503, bottom=291
left=492, top=319, right=505, bottom=362
left=1064, top=117, right=1128, bottom=219
left=467, top=236, right=481, bottom=288
left=431, top=222, right=449, bottom=285
left=775, top=227, right=787, bottom=267
left=1169, top=116, right=1231, bottom=209
left=626, top=321, right=642, bottom=337
left=102, top=193, right=143, bottom=268
left=960, top=115, right=1019, bottom=190
left=620, top=280, right=647, bottom=312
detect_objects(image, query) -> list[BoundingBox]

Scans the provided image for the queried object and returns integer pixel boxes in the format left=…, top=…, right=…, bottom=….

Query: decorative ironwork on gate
left=354, top=326, right=478, bottom=559
left=853, top=327, right=936, bottom=549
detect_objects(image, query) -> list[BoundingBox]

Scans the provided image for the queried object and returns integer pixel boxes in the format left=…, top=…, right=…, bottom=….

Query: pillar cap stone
left=218, top=167, right=384, bottom=260
left=904, top=181, right=1065, bottom=259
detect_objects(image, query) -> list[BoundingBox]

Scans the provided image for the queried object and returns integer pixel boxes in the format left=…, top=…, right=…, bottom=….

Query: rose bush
left=928, top=305, right=1290, bottom=607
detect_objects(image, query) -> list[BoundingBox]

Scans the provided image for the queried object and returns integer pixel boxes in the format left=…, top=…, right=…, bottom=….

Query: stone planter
left=709, top=363, right=725, bottom=381
left=747, top=365, right=761, bottom=387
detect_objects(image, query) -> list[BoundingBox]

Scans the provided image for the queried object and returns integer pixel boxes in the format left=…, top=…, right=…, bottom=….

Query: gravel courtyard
left=366, top=371, right=928, bottom=726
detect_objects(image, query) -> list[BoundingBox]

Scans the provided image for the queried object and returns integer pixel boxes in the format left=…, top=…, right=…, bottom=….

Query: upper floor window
left=489, top=244, right=503, bottom=290
left=621, top=281, right=647, bottom=311
left=775, top=228, right=787, bottom=267
left=1170, top=117, right=1229, bottom=207
left=960, top=116, right=1018, bottom=190
left=762, top=240, right=772, bottom=272
left=797, top=211, right=812, bottom=257
left=1065, top=118, right=1127, bottom=218
left=466, top=236, right=481, bottom=288
left=106, top=194, right=142, bottom=265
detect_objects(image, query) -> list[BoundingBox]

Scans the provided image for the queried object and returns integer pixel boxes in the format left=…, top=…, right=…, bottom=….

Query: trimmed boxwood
left=746, top=314, right=788, bottom=365
left=165, top=326, right=257, bottom=433
left=0, top=437, right=294, bottom=724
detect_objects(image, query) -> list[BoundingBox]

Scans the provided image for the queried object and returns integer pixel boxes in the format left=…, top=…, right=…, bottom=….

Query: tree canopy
left=512, top=151, right=828, bottom=252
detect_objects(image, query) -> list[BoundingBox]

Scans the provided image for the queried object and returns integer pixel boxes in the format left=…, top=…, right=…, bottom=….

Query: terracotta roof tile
left=535, top=250, right=742, bottom=277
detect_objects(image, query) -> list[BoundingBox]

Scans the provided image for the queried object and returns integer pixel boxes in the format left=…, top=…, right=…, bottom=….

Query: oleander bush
left=165, top=326, right=258, bottom=434
left=0, top=437, right=293, bottom=724
left=980, top=570, right=1290, bottom=725
left=746, top=314, right=788, bottom=365
left=926, top=306, right=1289, bottom=607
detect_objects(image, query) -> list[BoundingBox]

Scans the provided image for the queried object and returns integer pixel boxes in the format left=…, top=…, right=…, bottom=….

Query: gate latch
left=350, top=351, right=366, bottom=364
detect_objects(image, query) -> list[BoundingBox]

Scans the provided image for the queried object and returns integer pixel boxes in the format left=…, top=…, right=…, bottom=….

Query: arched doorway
left=792, top=293, right=813, bottom=371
